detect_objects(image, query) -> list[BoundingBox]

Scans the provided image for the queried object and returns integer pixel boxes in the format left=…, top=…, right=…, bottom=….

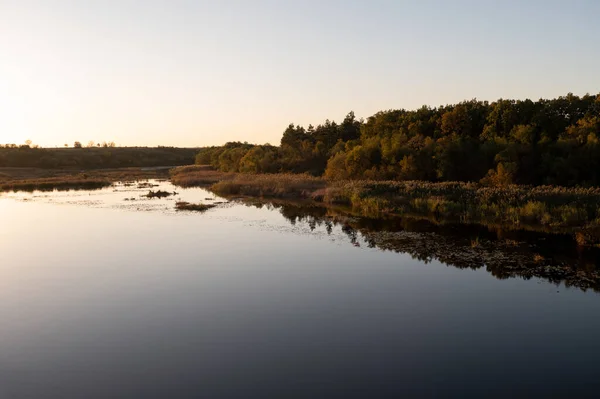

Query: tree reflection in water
left=244, top=199, right=600, bottom=292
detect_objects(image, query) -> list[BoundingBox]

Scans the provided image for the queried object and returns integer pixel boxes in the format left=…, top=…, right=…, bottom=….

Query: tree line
left=196, top=93, right=600, bottom=187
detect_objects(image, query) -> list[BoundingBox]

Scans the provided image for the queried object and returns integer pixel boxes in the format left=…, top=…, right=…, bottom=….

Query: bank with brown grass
left=169, top=166, right=600, bottom=245
left=0, top=167, right=172, bottom=192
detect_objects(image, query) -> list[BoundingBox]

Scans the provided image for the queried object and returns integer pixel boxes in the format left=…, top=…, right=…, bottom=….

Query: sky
left=1, top=0, right=599, bottom=148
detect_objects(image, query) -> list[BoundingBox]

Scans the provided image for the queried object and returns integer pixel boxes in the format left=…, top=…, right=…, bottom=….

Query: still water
left=1, top=181, right=600, bottom=398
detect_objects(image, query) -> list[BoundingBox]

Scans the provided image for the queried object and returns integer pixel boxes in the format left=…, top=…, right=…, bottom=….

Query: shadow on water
left=241, top=198, right=600, bottom=293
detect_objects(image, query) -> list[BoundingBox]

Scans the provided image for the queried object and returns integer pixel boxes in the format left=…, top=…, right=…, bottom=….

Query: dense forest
left=0, top=146, right=197, bottom=169
left=196, top=93, right=600, bottom=187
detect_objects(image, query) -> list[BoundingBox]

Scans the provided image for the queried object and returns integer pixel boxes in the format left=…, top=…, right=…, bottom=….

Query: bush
left=520, top=201, right=547, bottom=223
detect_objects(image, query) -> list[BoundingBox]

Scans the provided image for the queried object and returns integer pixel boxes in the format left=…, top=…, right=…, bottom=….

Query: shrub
left=520, top=201, right=547, bottom=223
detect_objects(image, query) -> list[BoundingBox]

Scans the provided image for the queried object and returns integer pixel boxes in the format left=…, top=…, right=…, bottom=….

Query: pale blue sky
left=1, top=0, right=599, bottom=147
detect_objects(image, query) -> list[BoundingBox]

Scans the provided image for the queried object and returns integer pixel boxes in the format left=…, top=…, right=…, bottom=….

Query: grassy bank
left=324, top=180, right=600, bottom=225
left=326, top=181, right=600, bottom=245
left=170, top=165, right=234, bottom=186
left=0, top=167, right=172, bottom=192
left=171, top=165, right=325, bottom=198
left=211, top=173, right=325, bottom=198
left=169, top=166, right=600, bottom=245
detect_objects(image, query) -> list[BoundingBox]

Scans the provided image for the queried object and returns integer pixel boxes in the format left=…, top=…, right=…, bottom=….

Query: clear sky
left=1, top=0, right=599, bottom=148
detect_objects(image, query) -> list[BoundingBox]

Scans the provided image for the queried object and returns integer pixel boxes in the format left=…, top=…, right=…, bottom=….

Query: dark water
left=1, top=181, right=600, bottom=398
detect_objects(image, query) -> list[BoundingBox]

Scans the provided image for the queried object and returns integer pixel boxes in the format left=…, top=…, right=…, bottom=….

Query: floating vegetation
left=144, top=190, right=176, bottom=198
left=137, top=182, right=159, bottom=189
left=175, top=201, right=216, bottom=212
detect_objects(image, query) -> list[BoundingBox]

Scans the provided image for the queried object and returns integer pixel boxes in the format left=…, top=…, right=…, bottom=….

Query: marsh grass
left=170, top=165, right=234, bottom=187
left=170, top=168, right=600, bottom=244
left=325, top=180, right=600, bottom=229
left=210, top=173, right=326, bottom=198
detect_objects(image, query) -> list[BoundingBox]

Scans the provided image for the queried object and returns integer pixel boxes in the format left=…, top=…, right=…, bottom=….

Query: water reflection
left=3, top=181, right=600, bottom=398
left=242, top=200, right=600, bottom=292
left=4, top=179, right=600, bottom=292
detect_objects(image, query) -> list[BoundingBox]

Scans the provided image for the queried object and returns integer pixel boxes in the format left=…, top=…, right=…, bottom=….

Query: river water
left=1, top=181, right=599, bottom=398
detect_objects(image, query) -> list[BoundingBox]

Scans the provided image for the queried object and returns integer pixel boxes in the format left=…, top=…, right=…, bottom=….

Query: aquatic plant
left=144, top=190, right=175, bottom=198
left=175, top=201, right=215, bottom=211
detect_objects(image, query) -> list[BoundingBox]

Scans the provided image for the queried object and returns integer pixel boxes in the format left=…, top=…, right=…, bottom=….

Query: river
left=1, top=180, right=599, bottom=398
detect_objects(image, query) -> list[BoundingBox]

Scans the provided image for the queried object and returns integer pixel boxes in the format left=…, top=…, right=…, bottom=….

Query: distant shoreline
left=0, top=166, right=171, bottom=192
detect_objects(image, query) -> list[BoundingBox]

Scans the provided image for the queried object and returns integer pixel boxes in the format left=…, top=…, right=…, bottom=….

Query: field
left=0, top=146, right=197, bottom=169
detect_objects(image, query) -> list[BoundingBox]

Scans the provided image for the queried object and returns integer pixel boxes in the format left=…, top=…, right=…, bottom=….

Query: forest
left=195, top=93, right=600, bottom=187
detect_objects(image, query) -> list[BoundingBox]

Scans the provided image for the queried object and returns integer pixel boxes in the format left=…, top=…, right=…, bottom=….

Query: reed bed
left=170, top=165, right=234, bottom=187
left=319, top=180, right=600, bottom=246
left=210, top=173, right=326, bottom=198
left=171, top=168, right=600, bottom=227
left=170, top=167, right=600, bottom=244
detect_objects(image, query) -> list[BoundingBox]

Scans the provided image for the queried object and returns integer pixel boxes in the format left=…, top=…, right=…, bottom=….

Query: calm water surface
left=1, top=181, right=600, bottom=398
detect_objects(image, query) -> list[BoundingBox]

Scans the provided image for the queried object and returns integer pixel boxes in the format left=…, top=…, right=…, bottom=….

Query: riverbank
left=170, top=166, right=600, bottom=246
left=5, top=165, right=600, bottom=246
left=3, top=169, right=600, bottom=290
left=0, top=167, right=172, bottom=192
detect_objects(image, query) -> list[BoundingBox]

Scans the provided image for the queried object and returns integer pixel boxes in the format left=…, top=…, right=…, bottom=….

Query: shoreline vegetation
left=4, top=163, right=600, bottom=248
left=170, top=166, right=600, bottom=246
left=0, top=167, right=172, bottom=192
left=175, top=201, right=216, bottom=212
